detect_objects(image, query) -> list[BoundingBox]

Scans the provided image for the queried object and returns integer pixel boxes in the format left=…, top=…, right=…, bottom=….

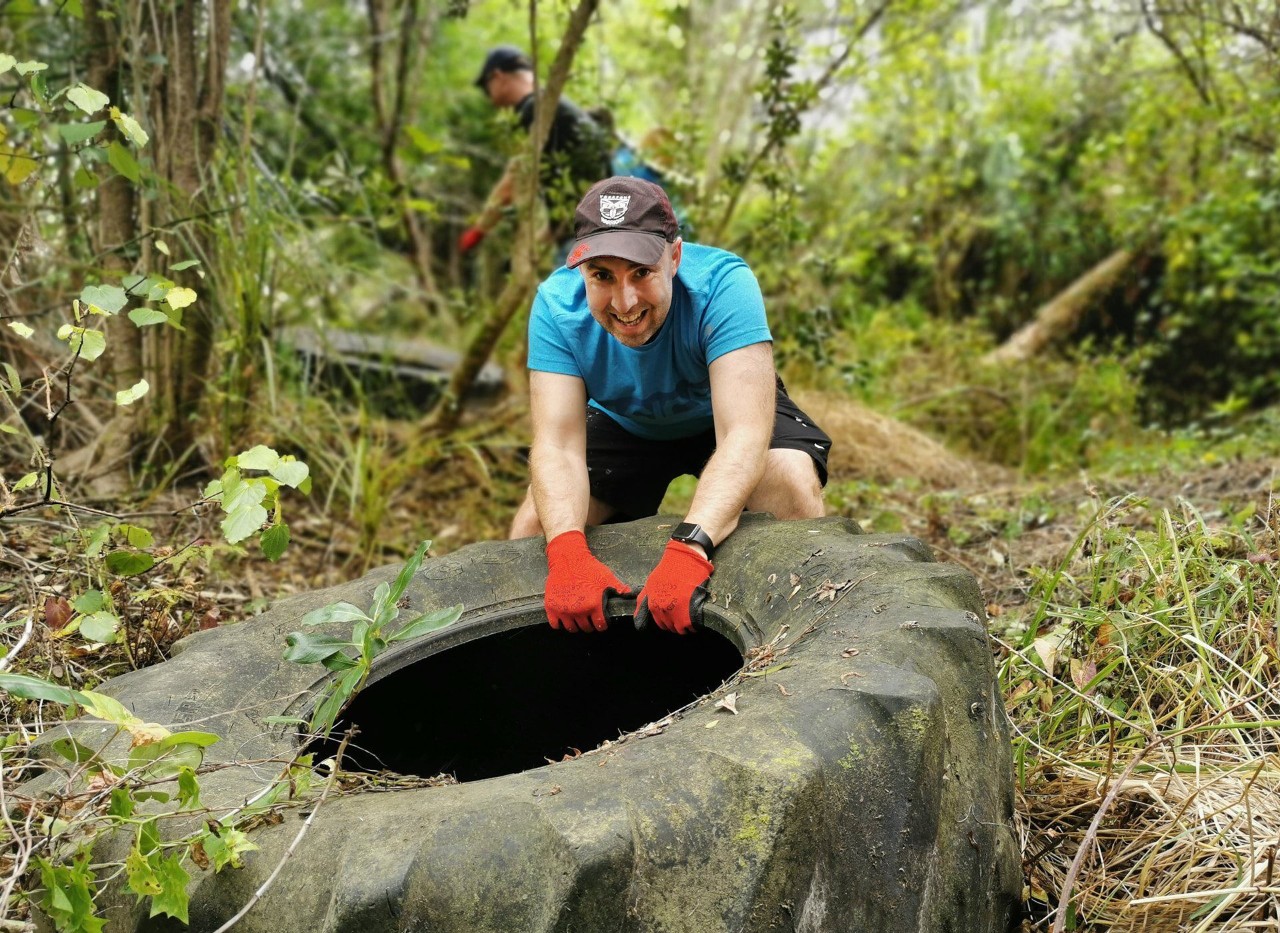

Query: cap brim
left=565, top=231, right=669, bottom=269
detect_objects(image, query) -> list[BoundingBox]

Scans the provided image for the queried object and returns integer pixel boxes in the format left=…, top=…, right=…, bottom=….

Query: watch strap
left=670, top=522, right=715, bottom=558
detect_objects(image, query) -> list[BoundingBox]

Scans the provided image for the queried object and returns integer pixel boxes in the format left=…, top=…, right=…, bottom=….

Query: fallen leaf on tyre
left=840, top=671, right=864, bottom=684
left=715, top=693, right=739, bottom=715
left=777, top=683, right=791, bottom=697
left=789, top=573, right=801, bottom=587
left=841, top=647, right=860, bottom=658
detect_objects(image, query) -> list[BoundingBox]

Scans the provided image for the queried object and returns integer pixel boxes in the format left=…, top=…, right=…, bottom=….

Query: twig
left=0, top=606, right=34, bottom=671
left=208, top=727, right=355, bottom=933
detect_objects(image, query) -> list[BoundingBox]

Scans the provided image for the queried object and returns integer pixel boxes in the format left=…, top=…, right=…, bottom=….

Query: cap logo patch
left=567, top=243, right=591, bottom=266
left=599, top=195, right=631, bottom=226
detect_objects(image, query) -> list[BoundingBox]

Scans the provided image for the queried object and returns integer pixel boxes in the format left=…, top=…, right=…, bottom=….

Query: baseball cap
left=474, top=45, right=532, bottom=89
left=565, top=177, right=680, bottom=269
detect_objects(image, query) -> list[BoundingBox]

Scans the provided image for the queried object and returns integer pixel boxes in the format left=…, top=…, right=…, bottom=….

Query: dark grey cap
left=565, top=177, right=680, bottom=269
left=475, top=45, right=532, bottom=89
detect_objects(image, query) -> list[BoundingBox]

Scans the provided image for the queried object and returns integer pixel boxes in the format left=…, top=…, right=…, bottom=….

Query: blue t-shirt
left=527, top=243, right=772, bottom=440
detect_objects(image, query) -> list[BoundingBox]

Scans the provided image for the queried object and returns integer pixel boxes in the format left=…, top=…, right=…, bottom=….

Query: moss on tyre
left=33, top=514, right=1021, bottom=932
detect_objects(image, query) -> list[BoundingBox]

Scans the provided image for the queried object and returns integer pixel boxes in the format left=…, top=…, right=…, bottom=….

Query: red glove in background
left=635, top=541, right=713, bottom=635
left=458, top=226, right=487, bottom=253
left=544, top=530, right=631, bottom=633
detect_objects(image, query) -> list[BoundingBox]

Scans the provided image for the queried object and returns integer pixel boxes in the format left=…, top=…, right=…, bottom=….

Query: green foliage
left=284, top=540, right=462, bottom=736
left=203, top=446, right=311, bottom=559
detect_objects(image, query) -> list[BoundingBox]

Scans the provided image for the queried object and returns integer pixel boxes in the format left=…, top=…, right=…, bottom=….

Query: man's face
left=580, top=240, right=683, bottom=348
left=484, top=69, right=528, bottom=108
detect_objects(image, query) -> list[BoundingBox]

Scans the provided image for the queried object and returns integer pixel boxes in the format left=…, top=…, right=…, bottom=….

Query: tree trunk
left=982, top=249, right=1136, bottom=366
left=427, top=0, right=601, bottom=434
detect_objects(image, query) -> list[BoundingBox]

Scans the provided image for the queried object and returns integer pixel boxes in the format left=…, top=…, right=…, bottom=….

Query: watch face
left=673, top=522, right=699, bottom=538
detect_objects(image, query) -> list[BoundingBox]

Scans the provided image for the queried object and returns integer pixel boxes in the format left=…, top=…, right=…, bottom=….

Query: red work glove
left=635, top=541, right=713, bottom=635
left=458, top=226, right=487, bottom=253
left=544, top=530, right=631, bottom=633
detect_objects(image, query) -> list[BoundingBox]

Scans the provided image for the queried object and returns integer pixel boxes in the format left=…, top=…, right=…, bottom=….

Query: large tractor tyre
left=33, top=514, right=1021, bottom=932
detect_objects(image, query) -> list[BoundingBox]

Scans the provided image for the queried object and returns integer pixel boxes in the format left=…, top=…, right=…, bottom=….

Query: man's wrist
left=670, top=522, right=716, bottom=559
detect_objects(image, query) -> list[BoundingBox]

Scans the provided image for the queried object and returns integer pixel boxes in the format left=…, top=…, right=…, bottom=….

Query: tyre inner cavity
left=307, top=620, right=744, bottom=782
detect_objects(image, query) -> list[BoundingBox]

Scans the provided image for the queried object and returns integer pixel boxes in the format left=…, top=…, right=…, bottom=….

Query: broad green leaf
left=236, top=445, right=280, bottom=471
left=169, top=259, right=201, bottom=271
left=222, top=477, right=265, bottom=514
left=157, top=731, right=219, bottom=749
left=165, top=286, right=197, bottom=310
left=109, top=787, right=135, bottom=818
left=0, top=54, right=15, bottom=75
left=118, top=524, right=154, bottom=548
left=261, top=522, right=290, bottom=561
left=79, top=283, right=128, bottom=314
left=110, top=106, right=149, bottom=147
left=7, top=321, right=33, bottom=338
left=73, top=589, right=104, bottom=613
left=57, top=325, right=106, bottom=362
left=73, top=166, right=97, bottom=189
left=105, top=549, right=155, bottom=576
left=79, top=611, right=120, bottom=643
left=300, top=601, right=370, bottom=627
left=0, top=424, right=18, bottom=434
left=78, top=691, right=137, bottom=726
left=128, top=306, right=168, bottom=326
left=15, top=61, right=48, bottom=76
left=391, top=604, right=464, bottom=643
left=268, top=459, right=308, bottom=488
left=369, top=581, right=392, bottom=623
left=66, top=83, right=109, bottom=114
left=221, top=501, right=268, bottom=544
left=125, top=845, right=162, bottom=896
left=13, top=472, right=39, bottom=491
left=115, top=378, right=150, bottom=406
left=50, top=737, right=102, bottom=765
left=0, top=672, right=81, bottom=706
left=58, top=120, right=107, bottom=145
left=107, top=140, right=140, bottom=182
left=129, top=740, right=203, bottom=779
left=38, top=855, right=105, bottom=933
left=283, top=631, right=352, bottom=665
left=85, top=522, right=110, bottom=558
left=321, top=651, right=359, bottom=671
left=3, top=361, right=20, bottom=394
left=154, top=239, right=169, bottom=255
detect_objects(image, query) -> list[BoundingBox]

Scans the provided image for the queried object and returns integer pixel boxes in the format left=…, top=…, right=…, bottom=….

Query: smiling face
left=579, top=240, right=683, bottom=348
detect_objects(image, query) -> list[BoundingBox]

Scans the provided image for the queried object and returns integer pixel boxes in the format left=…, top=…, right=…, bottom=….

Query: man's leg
left=745, top=448, right=825, bottom=519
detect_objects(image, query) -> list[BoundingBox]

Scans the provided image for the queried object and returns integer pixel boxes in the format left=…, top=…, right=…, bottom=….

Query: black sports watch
left=670, top=522, right=715, bottom=558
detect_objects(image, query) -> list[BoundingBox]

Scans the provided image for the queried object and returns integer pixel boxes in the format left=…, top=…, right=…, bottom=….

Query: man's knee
left=748, top=448, right=825, bottom=519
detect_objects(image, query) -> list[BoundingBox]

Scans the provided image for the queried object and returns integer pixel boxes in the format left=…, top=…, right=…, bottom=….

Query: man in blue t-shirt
left=510, top=176, right=832, bottom=636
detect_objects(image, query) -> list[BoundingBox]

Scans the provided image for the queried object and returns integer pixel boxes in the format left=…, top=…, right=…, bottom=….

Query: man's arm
left=682, top=341, right=776, bottom=551
left=528, top=370, right=590, bottom=539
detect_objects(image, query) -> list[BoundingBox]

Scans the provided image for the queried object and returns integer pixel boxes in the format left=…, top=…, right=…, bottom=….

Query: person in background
left=458, top=46, right=611, bottom=256
left=510, top=176, right=831, bottom=636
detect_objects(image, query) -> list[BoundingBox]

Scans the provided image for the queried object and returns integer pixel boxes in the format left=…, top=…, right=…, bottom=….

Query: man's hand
left=458, top=226, right=487, bottom=253
left=544, top=530, right=631, bottom=633
left=635, top=541, right=713, bottom=635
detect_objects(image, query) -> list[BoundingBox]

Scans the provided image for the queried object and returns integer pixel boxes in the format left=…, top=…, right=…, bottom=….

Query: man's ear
left=669, top=237, right=683, bottom=275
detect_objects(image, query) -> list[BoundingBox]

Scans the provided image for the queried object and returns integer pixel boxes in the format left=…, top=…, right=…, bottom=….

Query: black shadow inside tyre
left=308, top=615, right=744, bottom=782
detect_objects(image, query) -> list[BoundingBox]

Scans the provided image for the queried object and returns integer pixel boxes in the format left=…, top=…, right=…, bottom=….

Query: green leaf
left=0, top=672, right=81, bottom=706
left=390, top=604, right=463, bottom=643
left=117, top=524, right=154, bottom=549
left=85, top=522, right=111, bottom=558
left=260, top=523, right=290, bottom=561
left=389, top=540, right=432, bottom=605
left=58, top=121, right=107, bottom=145
left=260, top=715, right=306, bottom=726
left=7, top=321, right=33, bottom=338
left=73, top=166, right=97, bottom=189
left=0, top=152, right=39, bottom=185
left=128, top=306, right=169, bottom=326
left=177, top=767, right=201, bottom=810
left=105, top=549, right=155, bottom=577
left=50, top=736, right=101, bottom=765
left=3, top=361, right=20, bottom=394
left=221, top=501, right=268, bottom=544
left=115, top=378, right=149, bottom=406
left=79, top=283, right=128, bottom=314
left=16, top=61, right=49, bottom=76
left=158, top=731, right=219, bottom=749
left=109, top=106, right=149, bottom=147
left=169, top=259, right=201, bottom=271
left=107, top=140, right=140, bottom=182
left=0, top=54, right=15, bottom=75
left=13, top=472, right=39, bottom=492
left=320, top=651, right=359, bottom=671
left=283, top=631, right=352, bottom=665
left=78, top=691, right=136, bottom=726
left=236, top=445, right=280, bottom=471
left=300, top=601, right=370, bottom=628
left=109, top=787, right=135, bottom=818
left=39, top=854, right=105, bottom=933
left=126, top=845, right=162, bottom=897
left=66, top=83, right=109, bottom=115
left=129, top=740, right=204, bottom=779
left=268, top=459, right=308, bottom=488
left=57, top=325, right=106, bottom=362
left=73, top=589, right=104, bottom=613
left=79, top=611, right=120, bottom=644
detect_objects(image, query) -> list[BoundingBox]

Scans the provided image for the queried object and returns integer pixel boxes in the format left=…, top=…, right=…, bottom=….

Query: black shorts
left=585, top=377, right=831, bottom=520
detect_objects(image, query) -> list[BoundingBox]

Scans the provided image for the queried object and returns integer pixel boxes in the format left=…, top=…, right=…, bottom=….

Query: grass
left=999, top=494, right=1280, bottom=931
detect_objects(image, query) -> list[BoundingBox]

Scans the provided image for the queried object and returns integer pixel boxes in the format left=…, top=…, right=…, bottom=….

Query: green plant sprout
left=283, top=540, right=462, bottom=736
